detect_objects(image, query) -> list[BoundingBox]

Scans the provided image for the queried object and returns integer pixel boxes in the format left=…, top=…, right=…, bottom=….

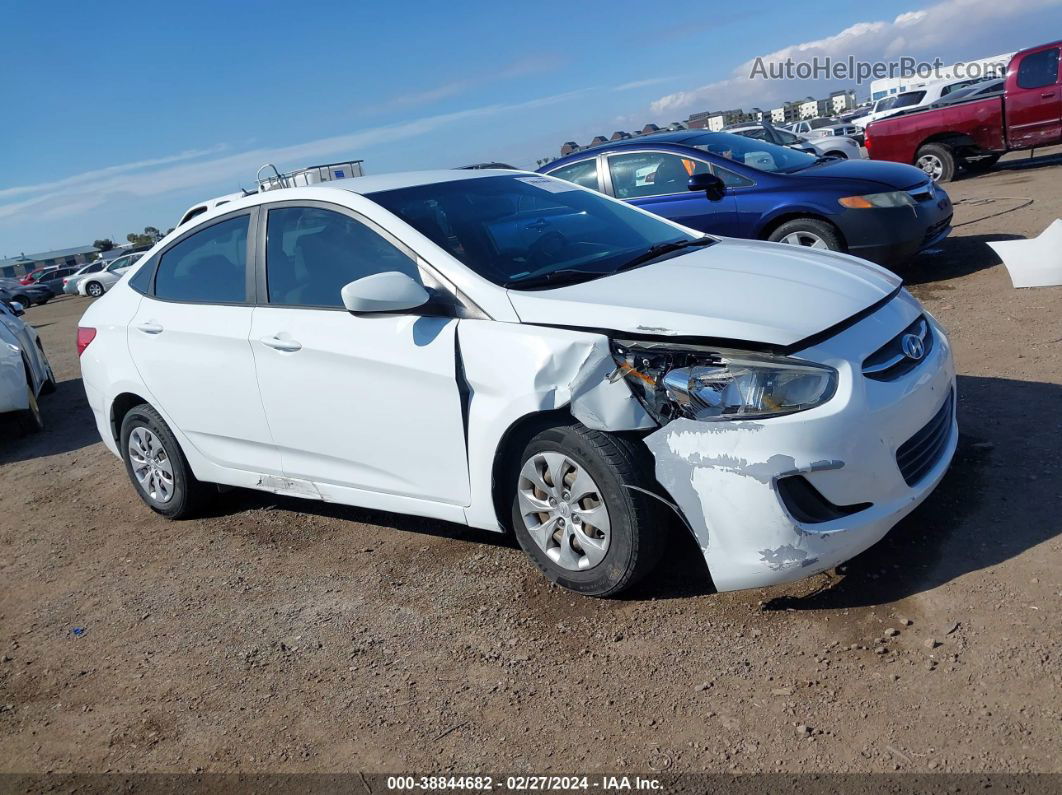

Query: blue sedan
left=537, top=131, right=952, bottom=267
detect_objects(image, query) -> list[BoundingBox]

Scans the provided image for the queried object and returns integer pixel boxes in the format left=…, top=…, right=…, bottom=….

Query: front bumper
left=839, top=190, right=953, bottom=265
left=644, top=291, right=957, bottom=592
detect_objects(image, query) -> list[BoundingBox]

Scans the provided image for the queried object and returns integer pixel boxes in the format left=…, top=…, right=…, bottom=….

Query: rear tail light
left=76, top=327, right=97, bottom=357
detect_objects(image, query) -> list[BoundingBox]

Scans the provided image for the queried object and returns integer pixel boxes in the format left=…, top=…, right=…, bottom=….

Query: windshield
left=368, top=174, right=703, bottom=289
left=684, top=131, right=816, bottom=173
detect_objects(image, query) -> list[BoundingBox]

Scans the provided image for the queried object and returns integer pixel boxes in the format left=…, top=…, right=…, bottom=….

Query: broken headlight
left=611, top=340, right=837, bottom=423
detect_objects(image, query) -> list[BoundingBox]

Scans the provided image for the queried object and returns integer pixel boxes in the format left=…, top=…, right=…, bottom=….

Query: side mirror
left=340, top=271, right=430, bottom=314
left=688, top=172, right=727, bottom=202
left=8, top=301, right=24, bottom=316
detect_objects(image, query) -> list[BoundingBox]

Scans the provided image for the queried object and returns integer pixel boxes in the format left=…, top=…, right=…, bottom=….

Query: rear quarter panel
left=866, top=97, right=1006, bottom=163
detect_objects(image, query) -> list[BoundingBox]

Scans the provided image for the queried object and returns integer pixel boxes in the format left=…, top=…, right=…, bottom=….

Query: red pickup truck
left=865, top=41, right=1061, bottom=181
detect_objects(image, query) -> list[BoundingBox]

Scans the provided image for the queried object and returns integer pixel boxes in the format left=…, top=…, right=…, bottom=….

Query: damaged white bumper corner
left=643, top=313, right=958, bottom=593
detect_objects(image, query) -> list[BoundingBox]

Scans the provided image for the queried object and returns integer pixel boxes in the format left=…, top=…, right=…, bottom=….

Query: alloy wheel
left=917, top=153, right=944, bottom=181
left=517, top=451, right=610, bottom=571
left=780, top=231, right=828, bottom=248
left=128, top=426, right=175, bottom=503
left=87, top=283, right=103, bottom=297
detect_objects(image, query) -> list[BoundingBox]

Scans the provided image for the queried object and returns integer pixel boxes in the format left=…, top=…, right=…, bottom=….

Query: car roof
left=326, top=168, right=529, bottom=195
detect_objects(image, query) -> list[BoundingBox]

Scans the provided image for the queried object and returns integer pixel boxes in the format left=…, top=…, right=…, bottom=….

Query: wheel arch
left=757, top=212, right=848, bottom=249
left=109, top=391, right=152, bottom=443
left=489, top=407, right=577, bottom=532
left=913, top=132, right=983, bottom=161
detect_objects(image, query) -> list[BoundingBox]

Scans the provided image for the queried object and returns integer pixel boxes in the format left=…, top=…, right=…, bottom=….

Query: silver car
left=63, top=260, right=108, bottom=295
left=727, top=123, right=864, bottom=160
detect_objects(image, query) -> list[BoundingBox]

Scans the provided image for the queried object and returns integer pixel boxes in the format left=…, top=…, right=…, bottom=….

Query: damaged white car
left=78, top=169, right=956, bottom=596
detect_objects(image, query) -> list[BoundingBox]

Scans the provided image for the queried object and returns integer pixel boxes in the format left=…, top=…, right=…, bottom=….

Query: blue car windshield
left=685, top=132, right=817, bottom=173
left=368, top=174, right=704, bottom=289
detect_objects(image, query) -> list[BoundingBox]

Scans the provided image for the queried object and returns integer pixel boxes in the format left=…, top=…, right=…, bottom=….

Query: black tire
left=12, top=294, right=29, bottom=309
left=120, top=403, right=211, bottom=519
left=39, top=351, right=57, bottom=394
left=13, top=374, right=44, bottom=435
left=766, top=218, right=844, bottom=252
left=824, top=150, right=849, bottom=159
left=962, top=153, right=1001, bottom=174
left=508, top=423, right=663, bottom=597
left=85, top=281, right=104, bottom=298
left=915, top=143, right=956, bottom=182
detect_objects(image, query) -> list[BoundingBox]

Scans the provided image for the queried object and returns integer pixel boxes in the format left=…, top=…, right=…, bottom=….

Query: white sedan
left=0, top=300, right=56, bottom=432
left=78, top=169, right=956, bottom=596
left=78, top=253, right=142, bottom=297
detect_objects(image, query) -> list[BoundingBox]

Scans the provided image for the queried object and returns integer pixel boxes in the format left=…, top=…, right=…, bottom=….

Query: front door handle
left=1042, top=91, right=1056, bottom=98
left=136, top=321, right=164, bottom=335
left=259, top=335, right=302, bottom=352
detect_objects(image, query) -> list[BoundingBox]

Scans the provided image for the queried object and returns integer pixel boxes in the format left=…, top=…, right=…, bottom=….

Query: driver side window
left=607, top=151, right=709, bottom=199
left=265, top=206, right=421, bottom=308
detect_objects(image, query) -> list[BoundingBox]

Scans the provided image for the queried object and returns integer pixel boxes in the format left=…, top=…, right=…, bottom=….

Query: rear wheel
left=824, top=150, right=849, bottom=159
left=120, top=404, right=211, bottom=518
left=12, top=294, right=29, bottom=308
left=85, top=281, right=104, bottom=298
left=509, top=423, right=663, bottom=597
left=13, top=377, right=44, bottom=435
left=915, top=143, right=956, bottom=182
left=767, top=218, right=843, bottom=251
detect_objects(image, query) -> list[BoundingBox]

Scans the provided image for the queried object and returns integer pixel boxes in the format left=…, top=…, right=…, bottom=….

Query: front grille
left=896, top=389, right=954, bottom=487
left=863, top=314, right=934, bottom=381
left=922, top=213, right=952, bottom=245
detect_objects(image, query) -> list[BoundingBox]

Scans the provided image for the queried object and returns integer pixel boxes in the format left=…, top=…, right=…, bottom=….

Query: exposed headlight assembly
left=837, top=191, right=914, bottom=209
left=611, top=339, right=837, bottom=424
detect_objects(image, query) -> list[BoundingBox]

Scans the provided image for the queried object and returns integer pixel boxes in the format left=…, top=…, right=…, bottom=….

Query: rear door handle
left=136, top=322, right=164, bottom=335
left=259, top=335, right=302, bottom=352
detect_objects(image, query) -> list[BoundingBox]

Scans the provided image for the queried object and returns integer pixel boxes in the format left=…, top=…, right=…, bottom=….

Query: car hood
left=791, top=158, right=928, bottom=190
left=506, top=238, right=901, bottom=347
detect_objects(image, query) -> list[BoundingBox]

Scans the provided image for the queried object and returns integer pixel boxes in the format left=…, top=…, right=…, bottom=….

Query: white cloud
left=650, top=0, right=1062, bottom=115
left=0, top=89, right=592, bottom=224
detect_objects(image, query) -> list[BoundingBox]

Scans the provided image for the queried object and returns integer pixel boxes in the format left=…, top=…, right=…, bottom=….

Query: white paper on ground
left=987, top=219, right=1062, bottom=288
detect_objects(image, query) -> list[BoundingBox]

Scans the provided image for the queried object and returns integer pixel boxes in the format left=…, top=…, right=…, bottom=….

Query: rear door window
left=154, top=216, right=249, bottom=303
left=546, top=159, right=600, bottom=191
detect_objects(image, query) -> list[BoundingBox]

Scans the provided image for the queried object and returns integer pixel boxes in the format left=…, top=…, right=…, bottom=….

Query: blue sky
left=2, top=0, right=1059, bottom=254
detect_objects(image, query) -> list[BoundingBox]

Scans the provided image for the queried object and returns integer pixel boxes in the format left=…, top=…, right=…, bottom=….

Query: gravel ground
left=1, top=149, right=1060, bottom=776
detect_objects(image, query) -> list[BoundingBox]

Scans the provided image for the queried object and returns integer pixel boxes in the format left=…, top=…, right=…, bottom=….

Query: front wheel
left=767, top=218, right=843, bottom=251
left=120, top=404, right=211, bottom=518
left=509, top=423, right=663, bottom=597
left=85, top=281, right=104, bottom=298
left=915, top=143, right=956, bottom=182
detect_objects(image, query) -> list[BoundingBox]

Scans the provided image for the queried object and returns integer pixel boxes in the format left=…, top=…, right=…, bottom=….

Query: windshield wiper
left=613, top=236, right=714, bottom=274
left=502, top=268, right=608, bottom=290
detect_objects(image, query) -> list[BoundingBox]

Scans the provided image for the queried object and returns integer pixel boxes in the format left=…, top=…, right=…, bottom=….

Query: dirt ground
left=1, top=149, right=1060, bottom=777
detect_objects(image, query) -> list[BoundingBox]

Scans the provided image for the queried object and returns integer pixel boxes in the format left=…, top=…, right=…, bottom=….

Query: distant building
left=0, top=244, right=99, bottom=278
left=687, top=108, right=749, bottom=131
left=610, top=130, right=632, bottom=141
left=798, top=97, right=831, bottom=119
left=590, top=135, right=608, bottom=146
left=829, top=89, right=857, bottom=114
left=560, top=141, right=580, bottom=156
left=641, top=123, right=661, bottom=135
left=770, top=106, right=786, bottom=123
